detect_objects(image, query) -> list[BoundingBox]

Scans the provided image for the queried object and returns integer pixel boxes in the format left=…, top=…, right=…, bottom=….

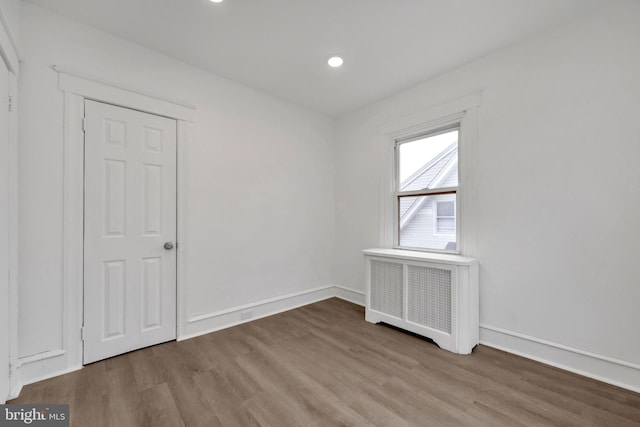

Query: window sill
left=362, top=248, right=478, bottom=266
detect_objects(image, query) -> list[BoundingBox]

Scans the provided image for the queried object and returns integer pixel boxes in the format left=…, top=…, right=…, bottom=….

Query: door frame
left=57, top=67, right=195, bottom=370
left=0, top=8, right=19, bottom=401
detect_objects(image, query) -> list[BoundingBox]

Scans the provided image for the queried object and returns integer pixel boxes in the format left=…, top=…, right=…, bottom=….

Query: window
left=435, top=200, right=456, bottom=234
left=380, top=91, right=479, bottom=255
left=396, top=126, right=459, bottom=251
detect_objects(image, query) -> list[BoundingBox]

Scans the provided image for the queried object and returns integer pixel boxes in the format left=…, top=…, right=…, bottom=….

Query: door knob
left=164, top=242, right=174, bottom=250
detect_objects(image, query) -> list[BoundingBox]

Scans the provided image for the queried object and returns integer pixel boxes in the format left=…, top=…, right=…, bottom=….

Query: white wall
left=335, top=1, right=640, bottom=390
left=18, top=3, right=335, bottom=382
left=0, top=0, right=19, bottom=52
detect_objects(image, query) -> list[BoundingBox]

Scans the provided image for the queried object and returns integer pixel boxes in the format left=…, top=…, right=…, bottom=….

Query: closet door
left=83, top=100, right=177, bottom=364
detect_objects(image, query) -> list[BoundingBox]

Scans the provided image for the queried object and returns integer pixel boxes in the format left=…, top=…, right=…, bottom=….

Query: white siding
left=439, top=160, right=458, bottom=188
left=400, top=194, right=456, bottom=250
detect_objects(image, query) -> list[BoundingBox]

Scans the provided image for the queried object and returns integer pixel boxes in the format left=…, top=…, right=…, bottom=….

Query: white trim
left=480, top=324, right=640, bottom=393
left=16, top=349, right=83, bottom=387
left=378, top=89, right=481, bottom=136
left=55, top=66, right=195, bottom=122
left=29, top=70, right=195, bottom=394
left=0, top=4, right=19, bottom=403
left=334, top=285, right=365, bottom=306
left=20, top=364, right=81, bottom=388
left=363, top=248, right=477, bottom=266
left=62, top=92, right=85, bottom=376
left=7, top=71, right=19, bottom=401
left=457, top=104, right=479, bottom=257
left=21, top=366, right=82, bottom=389
left=181, top=286, right=337, bottom=340
left=176, top=121, right=191, bottom=340
left=378, top=123, right=395, bottom=248
left=8, top=380, right=20, bottom=401
left=18, top=349, right=66, bottom=366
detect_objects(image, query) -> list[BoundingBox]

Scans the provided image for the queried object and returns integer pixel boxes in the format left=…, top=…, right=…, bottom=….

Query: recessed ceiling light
left=327, top=56, right=344, bottom=68
left=209, top=0, right=223, bottom=3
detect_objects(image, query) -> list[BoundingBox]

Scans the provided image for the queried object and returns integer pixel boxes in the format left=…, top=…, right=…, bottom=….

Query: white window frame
left=378, top=91, right=481, bottom=256
left=395, top=124, right=460, bottom=252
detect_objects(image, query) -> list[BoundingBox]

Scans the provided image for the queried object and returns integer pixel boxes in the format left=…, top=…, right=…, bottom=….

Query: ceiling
left=25, top=0, right=609, bottom=117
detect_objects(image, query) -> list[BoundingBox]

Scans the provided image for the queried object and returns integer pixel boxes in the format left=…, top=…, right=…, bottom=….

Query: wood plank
left=139, top=383, right=185, bottom=427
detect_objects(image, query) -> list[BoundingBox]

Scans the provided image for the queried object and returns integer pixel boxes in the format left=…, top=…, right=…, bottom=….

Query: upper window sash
left=394, top=125, right=460, bottom=195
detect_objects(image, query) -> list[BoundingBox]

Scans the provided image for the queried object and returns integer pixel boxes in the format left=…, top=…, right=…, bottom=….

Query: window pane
left=437, top=200, right=455, bottom=217
left=399, top=194, right=456, bottom=250
left=398, top=129, right=458, bottom=192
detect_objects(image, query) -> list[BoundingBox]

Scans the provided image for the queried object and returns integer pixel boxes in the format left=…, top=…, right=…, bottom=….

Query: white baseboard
left=333, top=285, right=365, bottom=306
left=8, top=380, right=21, bottom=401
left=181, top=285, right=365, bottom=341
left=17, top=349, right=82, bottom=388
left=180, top=285, right=338, bottom=341
left=480, top=324, right=640, bottom=393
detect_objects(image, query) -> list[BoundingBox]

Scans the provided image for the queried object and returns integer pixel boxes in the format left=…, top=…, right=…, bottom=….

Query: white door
left=83, top=100, right=177, bottom=364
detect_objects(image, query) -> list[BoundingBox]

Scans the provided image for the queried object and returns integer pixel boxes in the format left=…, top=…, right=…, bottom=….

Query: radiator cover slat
left=407, top=264, right=451, bottom=333
left=370, top=260, right=403, bottom=318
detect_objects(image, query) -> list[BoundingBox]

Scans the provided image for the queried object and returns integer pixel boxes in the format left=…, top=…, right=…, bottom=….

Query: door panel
left=84, top=100, right=177, bottom=364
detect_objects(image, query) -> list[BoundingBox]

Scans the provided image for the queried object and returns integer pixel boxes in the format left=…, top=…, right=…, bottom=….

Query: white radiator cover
left=363, top=248, right=479, bottom=354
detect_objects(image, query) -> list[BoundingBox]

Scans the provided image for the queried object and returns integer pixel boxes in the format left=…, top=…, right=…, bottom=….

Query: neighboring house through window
left=435, top=200, right=455, bottom=234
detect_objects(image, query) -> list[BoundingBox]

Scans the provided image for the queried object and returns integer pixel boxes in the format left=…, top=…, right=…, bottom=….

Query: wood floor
left=11, top=298, right=640, bottom=426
